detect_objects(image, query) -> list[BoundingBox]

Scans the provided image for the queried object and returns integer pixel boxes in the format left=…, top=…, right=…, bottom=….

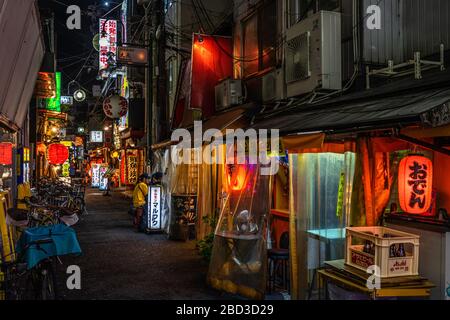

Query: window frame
left=239, top=0, right=278, bottom=79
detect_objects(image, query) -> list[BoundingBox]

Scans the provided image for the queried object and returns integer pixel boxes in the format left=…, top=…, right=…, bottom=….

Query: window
left=241, top=0, right=277, bottom=78
left=287, top=0, right=339, bottom=28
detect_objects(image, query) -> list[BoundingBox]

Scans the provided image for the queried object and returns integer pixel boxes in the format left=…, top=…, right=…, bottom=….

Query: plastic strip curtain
left=207, top=163, right=270, bottom=299
left=196, top=144, right=226, bottom=240
left=289, top=152, right=355, bottom=299
left=168, top=147, right=200, bottom=238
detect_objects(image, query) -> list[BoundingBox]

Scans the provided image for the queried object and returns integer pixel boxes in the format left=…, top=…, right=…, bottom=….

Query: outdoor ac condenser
left=285, top=10, right=342, bottom=98
left=215, top=79, right=243, bottom=112
left=262, top=68, right=286, bottom=103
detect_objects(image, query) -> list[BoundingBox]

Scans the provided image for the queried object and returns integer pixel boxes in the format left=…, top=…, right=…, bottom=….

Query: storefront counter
left=318, top=260, right=434, bottom=300
left=384, top=216, right=450, bottom=300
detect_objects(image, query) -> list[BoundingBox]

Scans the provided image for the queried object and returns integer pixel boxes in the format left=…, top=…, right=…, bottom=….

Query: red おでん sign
left=398, top=155, right=433, bottom=215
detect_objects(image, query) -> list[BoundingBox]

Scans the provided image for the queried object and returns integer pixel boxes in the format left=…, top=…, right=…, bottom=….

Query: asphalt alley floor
left=55, top=187, right=223, bottom=300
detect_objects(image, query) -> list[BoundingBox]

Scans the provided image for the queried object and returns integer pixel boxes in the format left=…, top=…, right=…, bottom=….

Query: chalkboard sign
left=169, top=195, right=197, bottom=240
left=171, top=195, right=197, bottom=224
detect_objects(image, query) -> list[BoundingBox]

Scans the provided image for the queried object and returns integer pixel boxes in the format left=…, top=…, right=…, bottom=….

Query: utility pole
left=154, top=0, right=168, bottom=143
left=144, top=3, right=153, bottom=169
left=145, top=0, right=167, bottom=170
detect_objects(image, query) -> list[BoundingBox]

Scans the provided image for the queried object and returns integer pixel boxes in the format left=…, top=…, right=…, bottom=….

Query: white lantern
left=103, top=95, right=128, bottom=119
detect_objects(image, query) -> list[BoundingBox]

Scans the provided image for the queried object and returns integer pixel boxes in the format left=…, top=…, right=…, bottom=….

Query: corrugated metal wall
left=403, top=0, right=450, bottom=60
left=362, top=0, right=450, bottom=65
left=362, top=0, right=404, bottom=65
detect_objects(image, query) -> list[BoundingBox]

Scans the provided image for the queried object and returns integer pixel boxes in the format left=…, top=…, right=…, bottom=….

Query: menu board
left=171, top=195, right=197, bottom=224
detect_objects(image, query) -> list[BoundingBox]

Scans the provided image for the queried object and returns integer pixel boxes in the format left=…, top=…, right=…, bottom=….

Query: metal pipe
left=396, top=133, right=450, bottom=156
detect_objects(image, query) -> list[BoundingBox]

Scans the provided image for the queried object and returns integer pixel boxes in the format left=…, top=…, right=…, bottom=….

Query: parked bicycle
left=1, top=223, right=81, bottom=300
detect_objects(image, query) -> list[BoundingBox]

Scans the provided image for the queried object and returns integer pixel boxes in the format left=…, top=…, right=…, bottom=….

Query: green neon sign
left=46, top=72, right=61, bottom=112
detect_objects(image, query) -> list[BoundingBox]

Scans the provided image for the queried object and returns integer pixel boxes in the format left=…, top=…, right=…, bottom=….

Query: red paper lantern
left=0, top=142, right=13, bottom=165
left=48, top=143, right=69, bottom=165
left=227, top=164, right=247, bottom=191
left=398, top=155, right=433, bottom=215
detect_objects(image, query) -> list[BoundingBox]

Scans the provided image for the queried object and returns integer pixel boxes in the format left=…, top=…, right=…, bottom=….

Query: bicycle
left=1, top=238, right=57, bottom=300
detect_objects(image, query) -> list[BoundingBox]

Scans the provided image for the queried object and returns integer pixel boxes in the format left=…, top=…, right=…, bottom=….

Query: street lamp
left=74, top=89, right=86, bottom=102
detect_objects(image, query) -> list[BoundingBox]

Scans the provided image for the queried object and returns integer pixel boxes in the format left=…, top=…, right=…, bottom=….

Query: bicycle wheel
left=38, top=261, right=57, bottom=300
left=26, top=261, right=57, bottom=300
left=73, top=197, right=85, bottom=214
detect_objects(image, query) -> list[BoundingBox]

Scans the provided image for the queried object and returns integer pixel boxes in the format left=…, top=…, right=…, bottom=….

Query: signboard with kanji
left=90, top=131, right=103, bottom=143
left=99, top=19, right=117, bottom=78
left=92, top=164, right=101, bottom=188
left=398, top=155, right=433, bottom=215
left=148, top=186, right=161, bottom=230
left=127, top=155, right=138, bottom=184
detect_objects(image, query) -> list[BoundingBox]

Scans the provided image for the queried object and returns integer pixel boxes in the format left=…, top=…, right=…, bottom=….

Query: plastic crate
left=345, top=226, right=420, bottom=278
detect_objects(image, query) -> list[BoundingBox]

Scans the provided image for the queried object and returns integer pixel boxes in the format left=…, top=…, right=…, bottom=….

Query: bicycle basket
left=16, top=224, right=82, bottom=269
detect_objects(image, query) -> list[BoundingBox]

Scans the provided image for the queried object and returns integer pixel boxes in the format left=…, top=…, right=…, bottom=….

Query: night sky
left=38, top=0, right=122, bottom=95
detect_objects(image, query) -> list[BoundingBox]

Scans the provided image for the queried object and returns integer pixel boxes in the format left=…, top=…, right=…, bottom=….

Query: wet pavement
left=56, top=188, right=223, bottom=300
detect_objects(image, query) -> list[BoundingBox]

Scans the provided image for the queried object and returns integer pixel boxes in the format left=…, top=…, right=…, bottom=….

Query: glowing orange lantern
left=47, top=143, right=69, bottom=165
left=227, top=164, right=247, bottom=191
left=0, top=142, right=13, bottom=165
left=398, top=155, right=433, bottom=215
left=36, top=143, right=47, bottom=154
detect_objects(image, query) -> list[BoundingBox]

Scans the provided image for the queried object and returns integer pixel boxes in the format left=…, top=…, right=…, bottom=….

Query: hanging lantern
left=48, top=143, right=69, bottom=165
left=227, top=164, right=247, bottom=191
left=103, top=94, right=128, bottom=119
left=0, top=142, right=13, bottom=165
left=398, top=155, right=433, bottom=215
left=36, top=143, right=47, bottom=154
left=111, top=150, right=119, bottom=159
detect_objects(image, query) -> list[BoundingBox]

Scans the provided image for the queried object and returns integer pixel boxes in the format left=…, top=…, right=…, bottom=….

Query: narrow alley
left=56, top=188, right=222, bottom=300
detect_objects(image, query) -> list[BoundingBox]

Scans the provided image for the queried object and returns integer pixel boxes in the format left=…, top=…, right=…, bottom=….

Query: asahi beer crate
left=345, top=226, right=420, bottom=278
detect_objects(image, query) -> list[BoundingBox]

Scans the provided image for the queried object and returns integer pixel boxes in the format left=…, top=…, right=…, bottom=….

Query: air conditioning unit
left=262, top=69, right=286, bottom=102
left=215, top=79, right=243, bottom=112
left=285, top=10, right=341, bottom=97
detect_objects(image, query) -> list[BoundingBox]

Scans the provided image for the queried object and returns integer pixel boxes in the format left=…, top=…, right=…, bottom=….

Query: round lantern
left=227, top=164, right=247, bottom=191
left=398, top=155, right=433, bottom=215
left=103, top=95, right=128, bottom=119
left=48, top=143, right=69, bottom=165
left=0, top=142, right=13, bottom=165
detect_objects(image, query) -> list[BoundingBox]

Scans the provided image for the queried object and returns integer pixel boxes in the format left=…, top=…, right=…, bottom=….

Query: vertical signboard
left=92, top=164, right=101, bottom=187
left=148, top=186, right=161, bottom=230
left=99, top=165, right=108, bottom=191
left=46, top=72, right=61, bottom=112
left=99, top=19, right=117, bottom=77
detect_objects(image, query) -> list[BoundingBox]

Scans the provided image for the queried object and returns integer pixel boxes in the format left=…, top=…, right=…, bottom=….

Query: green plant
left=196, top=215, right=217, bottom=262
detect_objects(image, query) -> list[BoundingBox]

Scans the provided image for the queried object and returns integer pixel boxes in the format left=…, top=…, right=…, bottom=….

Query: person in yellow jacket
left=132, top=173, right=150, bottom=229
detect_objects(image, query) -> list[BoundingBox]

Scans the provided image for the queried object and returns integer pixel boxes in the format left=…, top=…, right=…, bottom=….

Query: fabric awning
left=152, top=107, right=249, bottom=150
left=281, top=133, right=325, bottom=152
left=252, top=87, right=450, bottom=135
left=0, top=1, right=45, bottom=130
left=400, top=123, right=450, bottom=138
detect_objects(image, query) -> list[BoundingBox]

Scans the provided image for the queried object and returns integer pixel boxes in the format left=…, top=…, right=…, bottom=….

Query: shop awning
left=152, top=107, right=250, bottom=150
left=0, top=1, right=45, bottom=130
left=252, top=87, right=450, bottom=135
left=400, top=123, right=450, bottom=138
